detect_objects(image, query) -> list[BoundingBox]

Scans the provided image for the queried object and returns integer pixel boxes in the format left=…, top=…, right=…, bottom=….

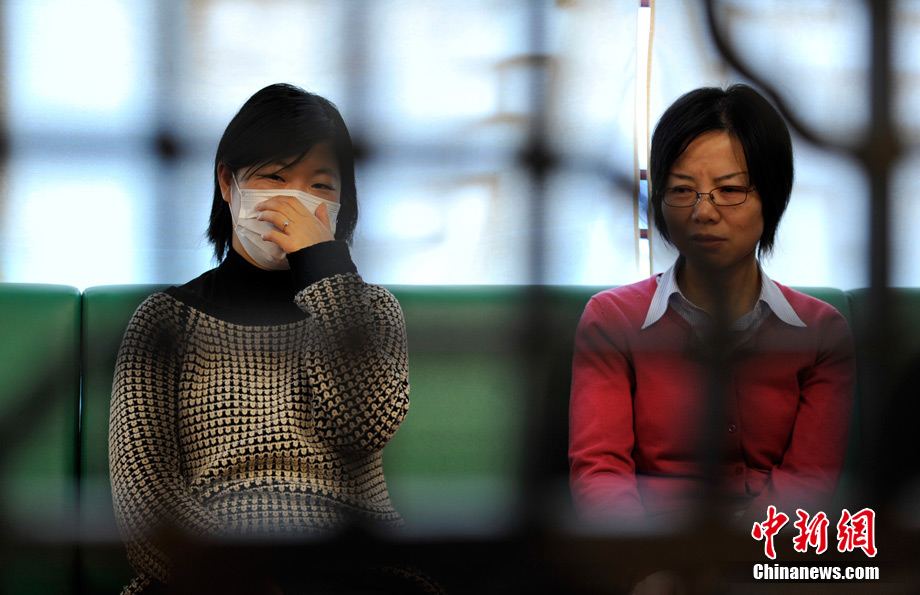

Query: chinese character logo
left=752, top=506, right=878, bottom=559
left=792, top=509, right=829, bottom=554
left=837, top=508, right=877, bottom=557
left=751, top=505, right=789, bottom=560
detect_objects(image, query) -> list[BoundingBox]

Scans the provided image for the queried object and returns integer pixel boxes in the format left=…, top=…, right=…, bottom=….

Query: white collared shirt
left=641, top=261, right=805, bottom=346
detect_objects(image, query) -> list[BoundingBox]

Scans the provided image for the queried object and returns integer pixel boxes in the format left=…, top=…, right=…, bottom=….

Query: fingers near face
left=256, top=199, right=333, bottom=252
left=254, top=207, right=287, bottom=230
left=255, top=196, right=309, bottom=222
left=313, top=203, right=331, bottom=230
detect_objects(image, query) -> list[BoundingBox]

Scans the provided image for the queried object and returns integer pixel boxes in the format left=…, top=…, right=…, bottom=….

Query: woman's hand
left=255, top=195, right=334, bottom=253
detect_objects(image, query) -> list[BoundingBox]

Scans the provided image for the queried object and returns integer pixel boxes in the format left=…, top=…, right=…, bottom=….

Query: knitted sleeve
left=109, top=293, right=220, bottom=584
left=294, top=273, right=410, bottom=453
left=568, top=295, right=646, bottom=521
left=744, top=305, right=855, bottom=522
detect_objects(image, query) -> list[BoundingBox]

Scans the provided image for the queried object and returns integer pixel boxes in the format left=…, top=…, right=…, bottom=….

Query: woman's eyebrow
left=714, top=171, right=748, bottom=183
left=253, top=159, right=295, bottom=174
left=668, top=171, right=748, bottom=183
left=314, top=167, right=340, bottom=182
left=669, top=172, right=695, bottom=181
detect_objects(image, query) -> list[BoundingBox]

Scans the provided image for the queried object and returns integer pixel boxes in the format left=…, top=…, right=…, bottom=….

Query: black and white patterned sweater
left=109, top=242, right=409, bottom=592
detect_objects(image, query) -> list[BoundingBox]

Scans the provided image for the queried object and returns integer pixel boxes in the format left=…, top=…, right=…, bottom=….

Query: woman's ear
left=217, top=163, right=233, bottom=204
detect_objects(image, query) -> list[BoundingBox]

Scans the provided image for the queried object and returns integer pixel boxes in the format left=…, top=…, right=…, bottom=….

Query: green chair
left=79, top=284, right=167, bottom=594
left=847, top=288, right=920, bottom=504
left=848, top=287, right=920, bottom=384
left=0, top=283, right=81, bottom=594
left=72, top=281, right=871, bottom=583
left=384, top=286, right=537, bottom=533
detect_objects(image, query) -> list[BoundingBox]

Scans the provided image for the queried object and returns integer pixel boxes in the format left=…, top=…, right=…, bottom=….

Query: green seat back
left=847, top=288, right=920, bottom=497
left=80, top=284, right=167, bottom=593
left=384, top=286, right=537, bottom=532
left=794, top=286, right=852, bottom=325
left=0, top=283, right=81, bottom=594
left=73, top=282, right=866, bottom=543
left=848, top=287, right=920, bottom=378
left=0, top=277, right=911, bottom=592
left=383, top=285, right=607, bottom=530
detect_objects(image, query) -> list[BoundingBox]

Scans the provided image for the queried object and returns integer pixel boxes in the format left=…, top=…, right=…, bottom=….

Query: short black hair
left=207, top=83, right=358, bottom=261
left=649, top=84, right=793, bottom=257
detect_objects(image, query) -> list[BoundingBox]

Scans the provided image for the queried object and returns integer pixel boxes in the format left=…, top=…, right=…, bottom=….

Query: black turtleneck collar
left=166, top=241, right=358, bottom=326
left=166, top=248, right=307, bottom=326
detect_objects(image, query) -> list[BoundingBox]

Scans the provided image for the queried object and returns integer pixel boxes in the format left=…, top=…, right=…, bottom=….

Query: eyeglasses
left=662, top=185, right=756, bottom=208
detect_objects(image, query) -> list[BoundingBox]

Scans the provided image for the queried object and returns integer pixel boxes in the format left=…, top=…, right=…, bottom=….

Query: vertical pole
left=861, top=0, right=898, bottom=507
left=520, top=0, right=554, bottom=530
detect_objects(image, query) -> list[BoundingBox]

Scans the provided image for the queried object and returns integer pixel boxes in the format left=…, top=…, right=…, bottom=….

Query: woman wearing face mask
left=568, top=85, right=855, bottom=534
left=109, top=84, right=429, bottom=594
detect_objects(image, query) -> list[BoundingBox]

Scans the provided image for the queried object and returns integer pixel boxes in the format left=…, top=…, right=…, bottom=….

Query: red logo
left=836, top=508, right=877, bottom=557
left=751, top=505, right=789, bottom=559
left=752, top=507, right=878, bottom=558
left=792, top=509, right=829, bottom=554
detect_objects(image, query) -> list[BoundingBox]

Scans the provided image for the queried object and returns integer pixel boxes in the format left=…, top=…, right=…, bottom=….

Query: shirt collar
left=642, top=262, right=681, bottom=329
left=759, top=269, right=806, bottom=327
left=641, top=260, right=806, bottom=330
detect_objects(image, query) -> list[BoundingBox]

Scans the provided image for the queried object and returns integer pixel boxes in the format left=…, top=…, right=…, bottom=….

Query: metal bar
left=702, top=0, right=901, bottom=511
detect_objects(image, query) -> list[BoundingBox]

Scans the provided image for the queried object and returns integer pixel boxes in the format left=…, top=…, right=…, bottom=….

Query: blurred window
left=0, top=0, right=917, bottom=289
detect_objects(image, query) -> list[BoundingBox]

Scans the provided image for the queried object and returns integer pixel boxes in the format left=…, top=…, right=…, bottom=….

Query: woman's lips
left=690, top=234, right=726, bottom=248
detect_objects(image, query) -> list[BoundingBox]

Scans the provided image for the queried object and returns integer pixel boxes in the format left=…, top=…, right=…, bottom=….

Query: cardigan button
left=728, top=423, right=737, bottom=433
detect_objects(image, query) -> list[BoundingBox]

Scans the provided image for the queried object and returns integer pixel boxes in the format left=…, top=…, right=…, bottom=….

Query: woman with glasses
left=568, top=85, right=854, bottom=535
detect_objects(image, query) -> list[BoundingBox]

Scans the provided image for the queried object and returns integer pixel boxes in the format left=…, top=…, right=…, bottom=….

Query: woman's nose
left=691, top=194, right=720, bottom=222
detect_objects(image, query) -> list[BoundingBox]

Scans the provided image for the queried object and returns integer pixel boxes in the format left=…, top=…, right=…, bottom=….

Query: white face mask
left=229, top=174, right=341, bottom=270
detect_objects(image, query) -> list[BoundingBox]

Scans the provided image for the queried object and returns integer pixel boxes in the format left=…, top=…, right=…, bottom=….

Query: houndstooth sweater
left=109, top=242, right=409, bottom=592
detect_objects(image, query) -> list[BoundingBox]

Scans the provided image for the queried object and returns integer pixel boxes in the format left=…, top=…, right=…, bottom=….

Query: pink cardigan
left=568, top=276, right=855, bottom=525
